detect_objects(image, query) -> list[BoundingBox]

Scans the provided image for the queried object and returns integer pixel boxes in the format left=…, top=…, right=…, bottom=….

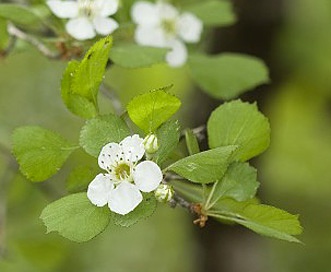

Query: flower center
left=161, top=19, right=176, bottom=36
left=114, top=163, right=131, bottom=181
left=78, top=0, right=95, bottom=18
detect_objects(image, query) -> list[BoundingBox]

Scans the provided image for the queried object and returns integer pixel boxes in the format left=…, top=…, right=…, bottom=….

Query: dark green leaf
left=207, top=100, right=270, bottom=161
left=184, top=0, right=236, bottom=27
left=185, top=129, right=200, bottom=155
left=112, top=193, right=157, bottom=227
left=209, top=162, right=259, bottom=205
left=127, top=87, right=181, bottom=133
left=167, top=145, right=238, bottom=184
left=40, top=193, right=111, bottom=242
left=66, top=165, right=99, bottom=193
left=109, top=44, right=168, bottom=68
left=154, top=120, right=180, bottom=165
left=210, top=199, right=303, bottom=243
left=189, top=53, right=269, bottom=99
left=12, top=126, right=77, bottom=182
left=79, top=114, right=130, bottom=157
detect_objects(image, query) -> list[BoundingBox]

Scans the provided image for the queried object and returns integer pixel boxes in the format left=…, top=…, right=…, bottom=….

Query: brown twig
left=7, top=23, right=60, bottom=59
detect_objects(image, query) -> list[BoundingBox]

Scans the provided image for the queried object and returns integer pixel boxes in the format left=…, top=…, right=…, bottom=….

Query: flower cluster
left=131, top=1, right=203, bottom=67
left=87, top=135, right=163, bottom=215
left=47, top=0, right=203, bottom=66
left=47, top=0, right=119, bottom=40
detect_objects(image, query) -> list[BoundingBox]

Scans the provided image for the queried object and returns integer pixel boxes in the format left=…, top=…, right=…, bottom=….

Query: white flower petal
left=134, top=25, right=168, bottom=47
left=95, top=0, right=119, bottom=17
left=157, top=2, right=179, bottom=20
left=165, top=39, right=188, bottom=67
left=177, top=12, right=203, bottom=43
left=133, top=161, right=163, bottom=192
left=66, top=17, right=96, bottom=40
left=98, top=143, right=121, bottom=171
left=131, top=1, right=159, bottom=25
left=93, top=16, right=119, bottom=35
left=47, top=0, right=79, bottom=18
left=87, top=174, right=114, bottom=207
left=120, top=134, right=145, bottom=163
left=108, top=182, right=143, bottom=215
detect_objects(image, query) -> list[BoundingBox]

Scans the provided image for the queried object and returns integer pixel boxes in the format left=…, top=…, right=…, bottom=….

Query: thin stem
left=7, top=23, right=60, bottom=59
left=170, top=193, right=192, bottom=211
left=204, top=180, right=219, bottom=210
left=100, top=83, right=124, bottom=115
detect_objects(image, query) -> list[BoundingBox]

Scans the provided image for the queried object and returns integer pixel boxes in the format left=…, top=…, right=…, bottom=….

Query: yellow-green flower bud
left=154, top=184, right=174, bottom=203
left=143, top=134, right=159, bottom=154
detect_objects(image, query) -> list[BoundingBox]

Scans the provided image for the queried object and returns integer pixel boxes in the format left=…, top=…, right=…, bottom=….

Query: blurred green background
left=1, top=0, right=331, bottom=271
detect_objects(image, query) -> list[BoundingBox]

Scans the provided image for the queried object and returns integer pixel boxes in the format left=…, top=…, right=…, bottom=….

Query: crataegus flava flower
left=47, top=0, right=119, bottom=40
left=131, top=1, right=203, bottom=67
left=87, top=135, right=163, bottom=215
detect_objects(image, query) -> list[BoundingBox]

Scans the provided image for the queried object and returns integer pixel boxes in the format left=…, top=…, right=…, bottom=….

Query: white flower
left=47, top=0, right=120, bottom=40
left=143, top=133, right=159, bottom=154
left=87, top=134, right=163, bottom=215
left=131, top=1, right=203, bottom=67
left=154, top=184, right=174, bottom=203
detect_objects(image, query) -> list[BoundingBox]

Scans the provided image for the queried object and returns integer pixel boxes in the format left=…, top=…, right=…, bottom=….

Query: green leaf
left=79, top=114, right=130, bottom=157
left=184, top=0, right=236, bottom=27
left=209, top=162, right=259, bottom=206
left=210, top=199, right=303, bottom=243
left=61, top=36, right=112, bottom=119
left=127, top=87, right=181, bottom=133
left=66, top=165, right=99, bottom=193
left=12, top=126, right=77, bottom=182
left=207, top=100, right=270, bottom=161
left=167, top=145, right=238, bottom=184
left=154, top=120, right=180, bottom=165
left=61, top=60, right=98, bottom=119
left=185, top=129, right=200, bottom=155
left=170, top=180, right=203, bottom=203
left=40, top=193, right=111, bottom=242
left=112, top=193, right=157, bottom=227
left=189, top=53, right=269, bottom=100
left=109, top=44, right=168, bottom=68
left=0, top=4, right=42, bottom=26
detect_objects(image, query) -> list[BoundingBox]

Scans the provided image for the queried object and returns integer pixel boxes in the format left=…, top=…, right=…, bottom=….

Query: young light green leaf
left=127, top=87, right=181, bottom=133
left=112, top=193, right=157, bottom=227
left=189, top=53, right=269, bottom=100
left=79, top=114, right=130, bottom=157
left=12, top=126, right=77, bottom=182
left=184, top=0, right=236, bottom=27
left=210, top=199, right=303, bottom=243
left=109, top=44, right=168, bottom=68
left=40, top=193, right=111, bottom=242
left=154, top=120, right=180, bottom=165
left=61, top=60, right=98, bottom=119
left=62, top=36, right=112, bottom=119
left=208, top=162, right=259, bottom=207
left=0, top=4, right=43, bottom=25
left=207, top=100, right=270, bottom=161
left=167, top=145, right=238, bottom=184
left=185, top=129, right=200, bottom=155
